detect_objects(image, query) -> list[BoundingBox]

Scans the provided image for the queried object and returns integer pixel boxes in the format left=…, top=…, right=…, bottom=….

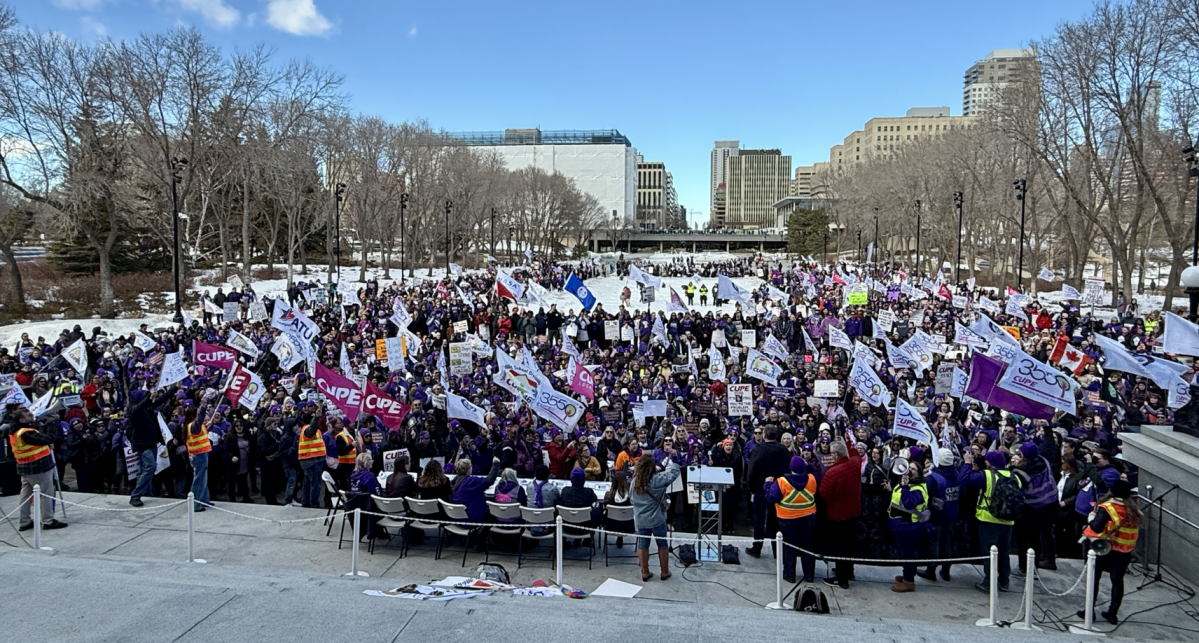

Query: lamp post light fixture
left=856, top=229, right=862, bottom=262
left=508, top=224, right=515, bottom=263
left=1013, top=178, right=1027, bottom=291
left=398, top=192, right=409, bottom=282
left=170, top=156, right=187, bottom=323
left=953, top=190, right=964, bottom=283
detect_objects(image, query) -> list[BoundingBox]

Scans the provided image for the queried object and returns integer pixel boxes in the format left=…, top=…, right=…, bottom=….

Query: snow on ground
left=0, top=316, right=175, bottom=348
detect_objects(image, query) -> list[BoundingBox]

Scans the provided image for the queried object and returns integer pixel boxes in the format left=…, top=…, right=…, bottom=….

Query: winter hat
left=790, top=456, right=806, bottom=474
left=570, top=467, right=586, bottom=486
left=1110, top=479, right=1134, bottom=500
left=938, top=450, right=955, bottom=467
left=1019, top=442, right=1039, bottom=462
left=985, top=451, right=1008, bottom=470
left=908, top=446, right=925, bottom=464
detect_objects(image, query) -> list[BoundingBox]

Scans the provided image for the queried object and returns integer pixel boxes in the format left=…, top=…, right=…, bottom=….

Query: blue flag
left=564, top=273, right=596, bottom=310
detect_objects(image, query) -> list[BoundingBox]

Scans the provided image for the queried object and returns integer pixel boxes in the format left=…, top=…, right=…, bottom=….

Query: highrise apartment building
left=722, top=149, right=791, bottom=229
left=962, top=49, right=1036, bottom=116
left=710, top=140, right=740, bottom=219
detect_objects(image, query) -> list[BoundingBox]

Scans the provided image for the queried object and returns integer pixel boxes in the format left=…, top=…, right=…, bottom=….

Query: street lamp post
left=490, top=207, right=497, bottom=258
left=398, top=192, right=409, bottom=282
left=444, top=199, right=452, bottom=277
left=333, top=182, right=346, bottom=279
left=1184, top=146, right=1199, bottom=264
left=873, top=206, right=879, bottom=263
left=1014, top=179, right=1027, bottom=291
left=508, top=224, right=515, bottom=264
left=822, top=232, right=829, bottom=265
left=170, top=156, right=187, bottom=323
left=856, top=230, right=861, bottom=262
left=913, top=200, right=922, bottom=276
left=953, top=191, right=964, bottom=283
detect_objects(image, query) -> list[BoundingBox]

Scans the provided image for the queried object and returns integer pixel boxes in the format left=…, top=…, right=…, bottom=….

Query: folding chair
left=557, top=506, right=596, bottom=570
left=369, top=495, right=409, bottom=555
left=438, top=500, right=483, bottom=567
left=402, top=497, right=442, bottom=558
left=485, top=501, right=523, bottom=562
left=518, top=506, right=557, bottom=569
left=603, top=504, right=637, bottom=567
left=321, top=471, right=350, bottom=547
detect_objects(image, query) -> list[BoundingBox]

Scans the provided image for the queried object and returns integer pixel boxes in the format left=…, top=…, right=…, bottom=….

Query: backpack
left=796, top=586, right=831, bottom=614
left=677, top=543, right=697, bottom=567
left=987, top=471, right=1024, bottom=521
left=721, top=544, right=740, bottom=565
left=474, top=562, right=510, bottom=585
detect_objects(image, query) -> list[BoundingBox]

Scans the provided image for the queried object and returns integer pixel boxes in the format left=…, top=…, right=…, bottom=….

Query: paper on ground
left=591, top=578, right=642, bottom=598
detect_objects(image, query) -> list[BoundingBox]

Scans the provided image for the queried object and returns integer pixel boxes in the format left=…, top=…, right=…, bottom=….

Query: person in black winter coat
left=127, top=387, right=174, bottom=506
left=745, top=426, right=791, bottom=557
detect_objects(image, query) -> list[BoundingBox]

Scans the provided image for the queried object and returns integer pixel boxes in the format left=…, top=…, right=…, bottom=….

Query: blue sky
left=16, top=0, right=1097, bottom=227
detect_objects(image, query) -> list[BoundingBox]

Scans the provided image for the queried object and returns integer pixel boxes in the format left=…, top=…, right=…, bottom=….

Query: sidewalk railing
left=10, top=485, right=1105, bottom=628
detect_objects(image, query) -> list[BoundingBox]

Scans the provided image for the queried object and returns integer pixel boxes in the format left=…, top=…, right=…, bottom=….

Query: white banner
left=848, top=359, right=891, bottom=407
left=226, top=329, right=261, bottom=359
left=529, top=386, right=584, bottom=432
left=893, top=398, right=941, bottom=463
left=1082, top=278, right=1106, bottom=306
left=156, top=349, right=188, bottom=389
left=828, top=325, right=852, bottom=351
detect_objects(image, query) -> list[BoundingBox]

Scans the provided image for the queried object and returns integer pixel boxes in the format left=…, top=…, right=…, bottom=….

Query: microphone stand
left=1136, top=483, right=1187, bottom=592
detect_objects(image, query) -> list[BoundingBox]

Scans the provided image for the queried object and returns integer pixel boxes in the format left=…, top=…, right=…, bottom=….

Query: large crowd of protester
left=2, top=251, right=1163, bottom=622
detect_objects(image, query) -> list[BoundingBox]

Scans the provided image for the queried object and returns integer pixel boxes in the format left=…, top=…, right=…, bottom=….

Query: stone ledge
left=1119, top=427, right=1199, bottom=492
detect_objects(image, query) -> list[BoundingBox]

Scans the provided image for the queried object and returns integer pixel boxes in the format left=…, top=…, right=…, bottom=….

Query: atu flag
left=362, top=382, right=409, bottom=430
left=193, top=340, right=237, bottom=370
left=315, top=362, right=363, bottom=422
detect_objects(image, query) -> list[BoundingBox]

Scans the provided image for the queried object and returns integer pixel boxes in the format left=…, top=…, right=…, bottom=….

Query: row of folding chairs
left=366, top=495, right=639, bottom=569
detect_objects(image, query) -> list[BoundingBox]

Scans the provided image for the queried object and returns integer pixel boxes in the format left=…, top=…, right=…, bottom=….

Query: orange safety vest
left=775, top=474, right=817, bottom=519
left=297, top=425, right=326, bottom=460
left=1083, top=500, right=1139, bottom=553
left=336, top=433, right=357, bottom=466
left=8, top=428, right=51, bottom=465
left=186, top=423, right=212, bottom=456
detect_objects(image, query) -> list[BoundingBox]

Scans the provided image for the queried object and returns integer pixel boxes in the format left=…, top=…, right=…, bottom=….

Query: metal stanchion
left=555, top=515, right=564, bottom=586
left=1011, top=548, right=1041, bottom=631
left=766, top=532, right=789, bottom=610
left=32, top=484, right=51, bottom=551
left=975, top=545, right=999, bottom=626
left=343, top=508, right=369, bottom=578
left=1070, top=549, right=1105, bottom=636
left=186, top=492, right=206, bottom=564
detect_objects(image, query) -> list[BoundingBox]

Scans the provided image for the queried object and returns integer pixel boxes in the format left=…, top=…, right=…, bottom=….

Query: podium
left=688, top=465, right=735, bottom=562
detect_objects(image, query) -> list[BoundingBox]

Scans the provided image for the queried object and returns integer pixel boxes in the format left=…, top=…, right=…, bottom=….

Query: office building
left=722, top=149, right=791, bottom=229
left=962, top=49, right=1036, bottom=116
left=829, top=107, right=972, bottom=171
left=448, top=128, right=638, bottom=224
left=636, top=156, right=680, bottom=230
left=710, top=140, right=740, bottom=219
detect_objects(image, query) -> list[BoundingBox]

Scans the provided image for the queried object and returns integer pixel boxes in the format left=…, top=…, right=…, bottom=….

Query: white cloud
left=174, top=0, right=240, bottom=29
left=51, top=0, right=104, bottom=9
left=408, top=26, right=417, bottom=38
left=80, top=15, right=107, bottom=36
left=266, top=0, right=332, bottom=36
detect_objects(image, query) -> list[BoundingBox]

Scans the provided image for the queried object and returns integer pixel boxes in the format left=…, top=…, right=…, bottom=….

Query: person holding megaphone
left=1077, top=479, right=1140, bottom=625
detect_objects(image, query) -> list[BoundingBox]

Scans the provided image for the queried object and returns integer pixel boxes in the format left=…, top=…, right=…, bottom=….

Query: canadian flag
left=832, top=272, right=847, bottom=286
left=1006, top=286, right=1022, bottom=297
left=937, top=284, right=953, bottom=301
left=1050, top=335, right=1092, bottom=375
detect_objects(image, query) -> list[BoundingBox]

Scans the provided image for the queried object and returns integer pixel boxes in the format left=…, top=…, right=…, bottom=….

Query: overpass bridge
left=588, top=230, right=786, bottom=254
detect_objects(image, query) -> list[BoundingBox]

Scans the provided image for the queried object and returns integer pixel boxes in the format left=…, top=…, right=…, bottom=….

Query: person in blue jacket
left=919, top=449, right=961, bottom=582
left=450, top=456, right=501, bottom=522
left=889, top=446, right=929, bottom=593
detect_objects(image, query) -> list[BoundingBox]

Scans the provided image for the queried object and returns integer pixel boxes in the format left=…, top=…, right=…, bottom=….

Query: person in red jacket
left=545, top=430, right=576, bottom=479
left=819, top=435, right=862, bottom=589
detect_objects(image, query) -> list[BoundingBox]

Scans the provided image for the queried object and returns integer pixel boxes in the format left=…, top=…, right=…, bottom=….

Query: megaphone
left=1077, top=535, right=1112, bottom=556
left=891, top=457, right=910, bottom=476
